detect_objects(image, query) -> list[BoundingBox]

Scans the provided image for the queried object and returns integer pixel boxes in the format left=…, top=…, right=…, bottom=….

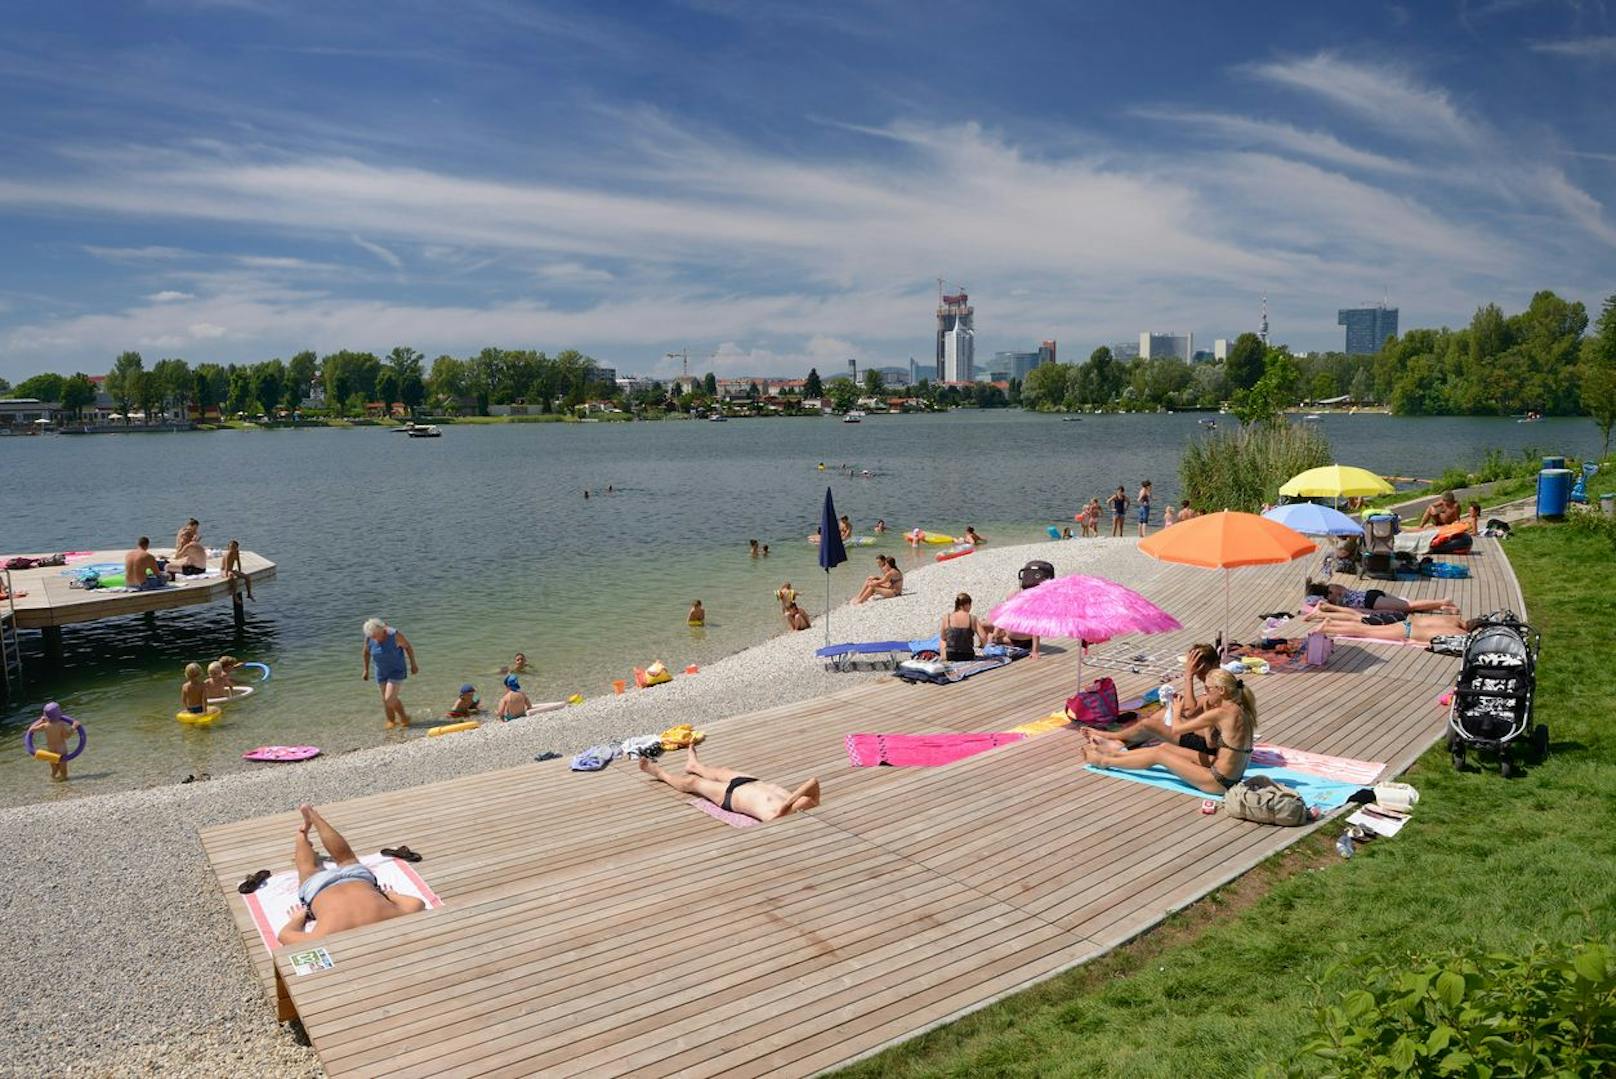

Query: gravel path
left=0, top=538, right=1158, bottom=1075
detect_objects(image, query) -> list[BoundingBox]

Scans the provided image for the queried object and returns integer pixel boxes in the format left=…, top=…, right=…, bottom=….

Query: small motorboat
left=708, top=413, right=728, bottom=422
left=843, top=410, right=865, bottom=424
left=1303, top=414, right=1323, bottom=421
left=407, top=424, right=442, bottom=438
left=391, top=422, right=416, bottom=433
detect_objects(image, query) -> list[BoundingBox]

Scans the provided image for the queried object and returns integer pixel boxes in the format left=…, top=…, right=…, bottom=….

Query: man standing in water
left=362, top=618, right=419, bottom=729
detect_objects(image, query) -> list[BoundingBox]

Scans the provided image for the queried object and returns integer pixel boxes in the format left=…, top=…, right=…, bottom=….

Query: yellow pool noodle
left=34, top=749, right=62, bottom=764
left=429, top=721, right=481, bottom=737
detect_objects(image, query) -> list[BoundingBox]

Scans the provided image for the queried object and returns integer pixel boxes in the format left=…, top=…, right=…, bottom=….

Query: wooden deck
left=2, top=548, right=274, bottom=630
left=199, top=538, right=1524, bottom=1077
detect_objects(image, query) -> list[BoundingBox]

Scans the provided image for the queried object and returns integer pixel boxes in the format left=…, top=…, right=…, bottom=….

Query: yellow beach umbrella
left=1278, top=464, right=1394, bottom=499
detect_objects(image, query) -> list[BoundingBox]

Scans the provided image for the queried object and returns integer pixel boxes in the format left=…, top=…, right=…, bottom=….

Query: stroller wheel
left=1499, top=756, right=1514, bottom=779
left=1451, top=745, right=1465, bottom=771
left=1532, top=724, right=1549, bottom=760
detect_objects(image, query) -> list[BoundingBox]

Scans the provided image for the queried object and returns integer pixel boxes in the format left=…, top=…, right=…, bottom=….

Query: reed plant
left=1179, top=421, right=1333, bottom=513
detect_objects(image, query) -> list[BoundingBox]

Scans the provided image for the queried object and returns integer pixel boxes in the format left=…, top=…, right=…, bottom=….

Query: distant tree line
left=1019, top=289, right=1614, bottom=425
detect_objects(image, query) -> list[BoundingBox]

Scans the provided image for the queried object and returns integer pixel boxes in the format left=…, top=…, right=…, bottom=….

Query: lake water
left=0, top=410, right=1595, bottom=803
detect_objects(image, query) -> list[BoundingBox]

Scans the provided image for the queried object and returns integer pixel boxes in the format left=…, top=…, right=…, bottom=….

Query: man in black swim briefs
left=637, top=743, right=820, bottom=821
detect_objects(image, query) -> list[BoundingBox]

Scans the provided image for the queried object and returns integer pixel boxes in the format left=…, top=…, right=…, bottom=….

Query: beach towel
left=1083, top=762, right=1363, bottom=811
left=570, top=744, right=617, bottom=771
left=1010, top=712, right=1076, bottom=736
left=240, top=853, right=441, bottom=953
left=690, top=798, right=761, bottom=828
left=844, top=731, right=1026, bottom=767
left=1248, top=744, right=1385, bottom=785
left=620, top=735, right=662, bottom=759
left=893, top=655, right=1013, bottom=684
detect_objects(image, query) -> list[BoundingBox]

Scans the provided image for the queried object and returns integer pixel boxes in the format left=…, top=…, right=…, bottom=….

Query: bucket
left=1542, top=455, right=1566, bottom=471
left=1602, top=493, right=1615, bottom=517
left=1537, top=468, right=1573, bottom=518
left=612, top=679, right=626, bottom=695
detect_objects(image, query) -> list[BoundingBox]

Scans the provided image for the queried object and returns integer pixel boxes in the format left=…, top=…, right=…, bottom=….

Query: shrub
left=1180, top=421, right=1332, bottom=513
left=1567, top=508, right=1616, bottom=553
left=1286, top=938, right=1616, bottom=1077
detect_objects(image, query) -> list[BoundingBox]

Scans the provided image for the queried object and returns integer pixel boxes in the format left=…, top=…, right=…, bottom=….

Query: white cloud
left=1529, top=36, right=1616, bottom=58
left=1131, top=108, right=1424, bottom=175
left=83, top=244, right=193, bottom=262
left=535, top=261, right=615, bottom=285
left=147, top=290, right=194, bottom=302
left=350, top=233, right=403, bottom=270
left=1243, top=52, right=1483, bottom=146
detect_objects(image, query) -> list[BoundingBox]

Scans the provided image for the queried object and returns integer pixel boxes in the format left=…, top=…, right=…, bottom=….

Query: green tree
left=703, top=371, right=718, bottom=397
left=61, top=373, right=96, bottom=419
left=805, top=367, right=823, bottom=398
left=1080, top=346, right=1122, bottom=406
left=152, top=357, right=192, bottom=419
left=106, top=351, right=144, bottom=422
left=826, top=376, right=859, bottom=412
left=0, top=376, right=9, bottom=394
left=388, top=346, right=426, bottom=413
left=285, top=350, right=317, bottom=409
left=1582, top=296, right=1616, bottom=456
left=134, top=369, right=164, bottom=424
left=375, top=368, right=400, bottom=414
left=253, top=360, right=286, bottom=418
left=1224, top=333, right=1266, bottom=392
left=427, top=355, right=467, bottom=410
left=1349, top=367, right=1374, bottom=404
left=1021, top=362, right=1070, bottom=410
left=863, top=369, right=883, bottom=396
left=14, top=372, right=65, bottom=402
left=193, top=364, right=229, bottom=417
left=226, top=367, right=255, bottom=416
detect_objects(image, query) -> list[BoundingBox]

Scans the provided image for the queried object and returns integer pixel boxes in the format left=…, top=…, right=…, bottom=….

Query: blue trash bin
left=1537, top=468, right=1572, bottom=518
left=1542, top=455, right=1566, bottom=471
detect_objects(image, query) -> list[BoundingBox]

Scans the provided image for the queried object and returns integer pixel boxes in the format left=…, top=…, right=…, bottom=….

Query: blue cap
left=459, top=683, right=475, bottom=695
left=503, top=674, right=520, bottom=690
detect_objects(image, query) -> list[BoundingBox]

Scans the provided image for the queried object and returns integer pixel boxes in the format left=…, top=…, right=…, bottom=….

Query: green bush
left=1288, top=938, right=1616, bottom=1077
left=1180, top=421, right=1332, bottom=512
left=1566, top=508, right=1616, bottom=552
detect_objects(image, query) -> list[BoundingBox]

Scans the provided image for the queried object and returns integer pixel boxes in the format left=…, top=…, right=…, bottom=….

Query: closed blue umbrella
left=818, top=487, right=848, bottom=645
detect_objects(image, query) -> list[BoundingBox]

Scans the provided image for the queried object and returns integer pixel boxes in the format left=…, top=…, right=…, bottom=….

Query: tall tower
left=935, top=285, right=974, bottom=381
left=848, top=357, right=857, bottom=385
left=1259, top=295, right=1270, bottom=346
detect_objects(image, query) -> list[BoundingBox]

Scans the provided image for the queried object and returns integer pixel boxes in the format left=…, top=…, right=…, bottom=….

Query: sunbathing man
left=1417, top=491, right=1461, bottom=528
left=123, top=537, right=167, bottom=590
left=1317, top=611, right=1480, bottom=644
left=638, top=744, right=820, bottom=822
left=170, top=520, right=208, bottom=576
left=1304, top=582, right=1457, bottom=616
left=1082, top=668, right=1257, bottom=794
left=277, top=804, right=426, bottom=945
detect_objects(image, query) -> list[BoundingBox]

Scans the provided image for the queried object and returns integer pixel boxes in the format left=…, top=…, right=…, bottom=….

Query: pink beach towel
left=1248, top=744, right=1385, bottom=785
left=844, top=731, right=1026, bottom=768
left=240, top=853, right=442, bottom=953
left=690, top=798, right=761, bottom=828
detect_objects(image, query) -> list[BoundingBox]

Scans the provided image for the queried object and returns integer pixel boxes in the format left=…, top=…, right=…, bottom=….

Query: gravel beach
left=0, top=537, right=1161, bottom=1076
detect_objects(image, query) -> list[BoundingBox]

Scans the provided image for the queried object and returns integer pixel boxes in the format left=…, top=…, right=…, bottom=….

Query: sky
left=1, top=0, right=1614, bottom=383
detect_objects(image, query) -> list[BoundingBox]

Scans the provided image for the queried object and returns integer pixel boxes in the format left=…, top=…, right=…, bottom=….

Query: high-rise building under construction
left=936, top=288, right=974, bottom=382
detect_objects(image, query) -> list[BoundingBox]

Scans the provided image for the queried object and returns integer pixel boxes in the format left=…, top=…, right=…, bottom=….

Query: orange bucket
left=684, top=664, right=700, bottom=675
left=612, top=679, right=627, bottom=695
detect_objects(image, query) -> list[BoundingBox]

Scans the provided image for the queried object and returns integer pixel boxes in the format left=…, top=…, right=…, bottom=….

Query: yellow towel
left=1010, top=712, right=1072, bottom=737
left=659, top=724, right=707, bottom=750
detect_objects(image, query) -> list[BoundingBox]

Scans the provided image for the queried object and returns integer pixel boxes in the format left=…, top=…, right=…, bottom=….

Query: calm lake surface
left=0, top=410, right=1595, bottom=803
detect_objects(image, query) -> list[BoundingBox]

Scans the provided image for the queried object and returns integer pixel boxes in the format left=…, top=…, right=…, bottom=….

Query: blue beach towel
left=1083, top=762, right=1362, bottom=811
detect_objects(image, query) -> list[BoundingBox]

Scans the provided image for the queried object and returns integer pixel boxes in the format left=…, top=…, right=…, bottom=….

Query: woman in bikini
left=1081, top=668, right=1257, bottom=794
left=1304, top=582, right=1455, bottom=616
left=852, top=556, right=902, bottom=604
left=939, top=592, right=989, bottom=661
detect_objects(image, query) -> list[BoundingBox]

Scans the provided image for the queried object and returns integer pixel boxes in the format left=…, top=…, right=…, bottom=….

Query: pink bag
left=1065, top=676, right=1120, bottom=726
left=1306, top=631, right=1333, bottom=666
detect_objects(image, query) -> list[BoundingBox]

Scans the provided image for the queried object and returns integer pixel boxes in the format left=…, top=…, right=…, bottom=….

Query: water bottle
left=1335, top=832, right=1355, bottom=859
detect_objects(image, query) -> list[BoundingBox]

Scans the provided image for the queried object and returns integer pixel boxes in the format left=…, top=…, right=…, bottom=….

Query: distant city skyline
left=1, top=3, right=1614, bottom=382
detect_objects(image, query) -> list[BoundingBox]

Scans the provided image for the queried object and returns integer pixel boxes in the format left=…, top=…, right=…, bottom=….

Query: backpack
left=1018, top=560, right=1056, bottom=590
left=1223, top=775, right=1309, bottom=826
left=1065, top=676, right=1120, bottom=726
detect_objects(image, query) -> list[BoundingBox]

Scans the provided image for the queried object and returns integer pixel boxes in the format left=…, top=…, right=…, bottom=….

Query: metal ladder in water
left=1, top=568, right=21, bottom=699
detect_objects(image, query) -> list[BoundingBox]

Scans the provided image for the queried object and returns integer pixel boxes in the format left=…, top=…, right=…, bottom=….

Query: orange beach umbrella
left=1137, top=511, right=1316, bottom=655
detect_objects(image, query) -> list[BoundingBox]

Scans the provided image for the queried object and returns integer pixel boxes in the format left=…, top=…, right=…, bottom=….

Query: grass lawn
left=836, top=522, right=1616, bottom=1077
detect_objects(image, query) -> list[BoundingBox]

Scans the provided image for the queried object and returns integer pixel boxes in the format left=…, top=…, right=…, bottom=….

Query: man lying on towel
left=639, top=744, right=820, bottom=822
left=277, top=804, right=426, bottom=945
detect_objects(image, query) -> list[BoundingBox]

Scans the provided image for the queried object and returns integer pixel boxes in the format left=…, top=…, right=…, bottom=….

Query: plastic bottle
left=1335, top=832, right=1355, bottom=859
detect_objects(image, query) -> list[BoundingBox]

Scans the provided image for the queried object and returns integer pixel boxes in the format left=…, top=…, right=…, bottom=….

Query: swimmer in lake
left=749, top=539, right=760, bottom=558
left=688, top=599, right=706, bottom=626
left=874, top=519, right=887, bottom=534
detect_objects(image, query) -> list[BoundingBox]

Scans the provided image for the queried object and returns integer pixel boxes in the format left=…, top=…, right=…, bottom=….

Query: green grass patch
left=835, top=522, right=1616, bottom=1078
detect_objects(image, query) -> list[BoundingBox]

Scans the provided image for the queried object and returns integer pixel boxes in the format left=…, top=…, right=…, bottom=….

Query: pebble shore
left=0, top=537, right=1158, bottom=1075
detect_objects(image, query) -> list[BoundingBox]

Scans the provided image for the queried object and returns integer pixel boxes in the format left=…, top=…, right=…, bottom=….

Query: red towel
left=844, top=732, right=1026, bottom=768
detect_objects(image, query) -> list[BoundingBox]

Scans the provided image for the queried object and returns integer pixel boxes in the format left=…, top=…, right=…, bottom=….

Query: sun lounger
left=815, top=640, right=914, bottom=671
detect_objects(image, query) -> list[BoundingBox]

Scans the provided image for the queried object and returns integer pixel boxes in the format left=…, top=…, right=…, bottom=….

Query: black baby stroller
left=1446, top=611, right=1545, bottom=777
left=1360, top=513, right=1399, bottom=580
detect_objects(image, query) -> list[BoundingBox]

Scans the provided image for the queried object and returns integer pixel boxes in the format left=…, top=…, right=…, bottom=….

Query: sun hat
left=503, top=674, right=520, bottom=690
left=459, top=683, right=475, bottom=695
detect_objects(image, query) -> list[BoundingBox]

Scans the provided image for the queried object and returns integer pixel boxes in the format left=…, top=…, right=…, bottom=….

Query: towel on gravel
left=241, top=853, right=441, bottom=953
left=845, top=732, right=1026, bottom=768
left=571, top=744, right=618, bottom=771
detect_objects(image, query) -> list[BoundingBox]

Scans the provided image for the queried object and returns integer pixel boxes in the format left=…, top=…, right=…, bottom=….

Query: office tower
left=1214, top=339, right=1229, bottom=361
left=993, top=350, right=1041, bottom=382
left=936, top=288, right=974, bottom=381
left=1038, top=340, right=1057, bottom=366
left=1139, top=332, right=1194, bottom=361
left=1337, top=303, right=1399, bottom=355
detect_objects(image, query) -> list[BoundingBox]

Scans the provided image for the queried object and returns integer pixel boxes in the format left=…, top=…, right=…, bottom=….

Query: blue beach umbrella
left=1261, top=502, right=1365, bottom=537
left=818, top=486, right=848, bottom=645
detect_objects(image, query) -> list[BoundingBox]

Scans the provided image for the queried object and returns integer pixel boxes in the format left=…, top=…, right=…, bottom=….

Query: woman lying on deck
left=1316, top=611, right=1481, bottom=644
left=638, top=744, right=820, bottom=822
left=1081, top=669, right=1257, bottom=794
left=1304, top=582, right=1457, bottom=616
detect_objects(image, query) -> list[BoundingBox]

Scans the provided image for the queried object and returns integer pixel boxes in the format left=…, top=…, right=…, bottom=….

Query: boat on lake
left=407, top=425, right=442, bottom=438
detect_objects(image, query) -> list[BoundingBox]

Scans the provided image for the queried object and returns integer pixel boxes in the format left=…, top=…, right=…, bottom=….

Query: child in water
left=493, top=675, right=531, bottom=722
left=687, top=599, right=706, bottom=626
left=204, top=661, right=233, bottom=701
left=28, top=702, right=83, bottom=781
left=181, top=663, right=208, bottom=715
left=749, top=539, right=760, bottom=558
left=217, top=655, right=243, bottom=684
left=448, top=684, right=481, bottom=718
left=775, top=582, right=796, bottom=610
left=499, top=652, right=529, bottom=675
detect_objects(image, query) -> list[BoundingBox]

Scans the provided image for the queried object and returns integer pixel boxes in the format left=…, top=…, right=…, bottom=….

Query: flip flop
left=381, top=845, right=423, bottom=863
left=237, top=868, right=271, bottom=894
left=534, top=750, right=562, bottom=762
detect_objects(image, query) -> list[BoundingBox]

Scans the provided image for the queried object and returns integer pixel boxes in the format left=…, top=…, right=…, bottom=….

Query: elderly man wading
left=362, top=618, right=419, bottom=729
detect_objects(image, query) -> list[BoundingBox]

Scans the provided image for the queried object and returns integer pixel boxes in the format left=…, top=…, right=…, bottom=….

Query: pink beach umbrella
left=987, top=574, right=1182, bottom=689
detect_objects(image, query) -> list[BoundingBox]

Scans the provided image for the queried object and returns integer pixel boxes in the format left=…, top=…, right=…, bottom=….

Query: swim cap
left=503, top=675, right=520, bottom=691
left=43, top=702, right=62, bottom=722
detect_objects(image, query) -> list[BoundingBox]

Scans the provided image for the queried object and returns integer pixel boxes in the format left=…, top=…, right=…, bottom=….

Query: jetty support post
left=233, top=590, right=245, bottom=628
left=42, top=626, right=63, bottom=663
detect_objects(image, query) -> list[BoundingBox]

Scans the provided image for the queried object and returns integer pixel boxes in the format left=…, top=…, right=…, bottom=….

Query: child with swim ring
left=204, top=661, right=233, bottom=701
left=448, top=684, right=481, bottom=718
left=181, top=663, right=208, bottom=716
left=218, top=655, right=243, bottom=684
left=687, top=599, right=705, bottom=627
left=28, top=702, right=83, bottom=781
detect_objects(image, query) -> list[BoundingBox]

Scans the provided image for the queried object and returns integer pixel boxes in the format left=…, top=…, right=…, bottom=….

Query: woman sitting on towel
left=1081, top=669, right=1257, bottom=794
left=939, top=592, right=989, bottom=661
left=852, top=556, right=902, bottom=605
left=1304, top=582, right=1456, bottom=616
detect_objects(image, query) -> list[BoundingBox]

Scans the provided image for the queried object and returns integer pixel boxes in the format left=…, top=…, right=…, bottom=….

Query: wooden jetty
left=200, top=539, right=1521, bottom=1077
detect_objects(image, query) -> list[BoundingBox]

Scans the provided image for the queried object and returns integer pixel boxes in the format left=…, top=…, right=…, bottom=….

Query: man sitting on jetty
left=1418, top=491, right=1461, bottom=528
left=638, top=744, right=820, bottom=822
left=277, top=804, right=426, bottom=945
left=123, top=537, right=168, bottom=589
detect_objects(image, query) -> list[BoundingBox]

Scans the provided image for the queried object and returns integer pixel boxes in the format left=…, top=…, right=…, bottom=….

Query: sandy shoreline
left=0, top=537, right=1161, bottom=1076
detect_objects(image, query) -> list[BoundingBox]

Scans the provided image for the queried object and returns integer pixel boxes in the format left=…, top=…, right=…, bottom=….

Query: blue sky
left=1, top=0, right=1613, bottom=382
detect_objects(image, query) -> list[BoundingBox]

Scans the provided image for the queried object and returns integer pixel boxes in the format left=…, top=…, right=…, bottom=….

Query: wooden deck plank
left=198, top=537, right=1522, bottom=1076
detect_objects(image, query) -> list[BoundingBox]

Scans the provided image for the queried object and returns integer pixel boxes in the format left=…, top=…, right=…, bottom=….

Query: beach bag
left=1224, top=776, right=1308, bottom=826
left=1065, top=676, right=1120, bottom=726
left=1305, top=631, right=1333, bottom=667
left=1018, top=560, right=1056, bottom=590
